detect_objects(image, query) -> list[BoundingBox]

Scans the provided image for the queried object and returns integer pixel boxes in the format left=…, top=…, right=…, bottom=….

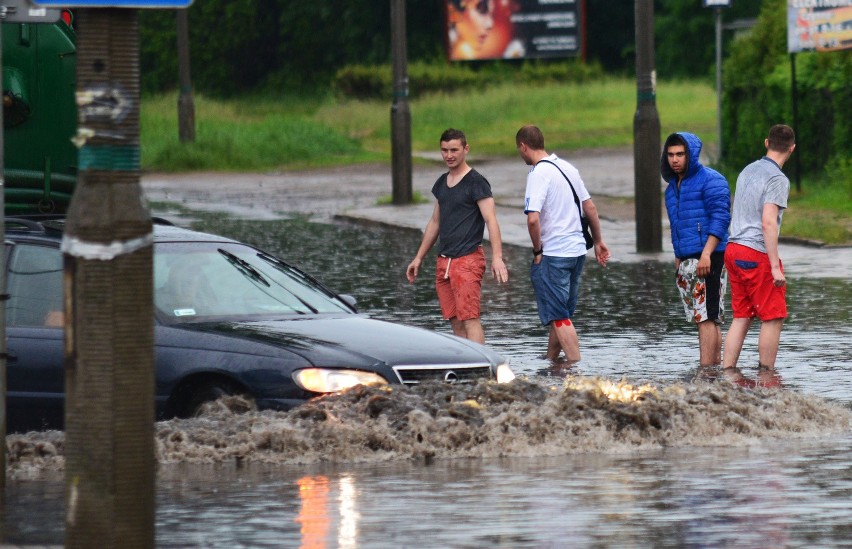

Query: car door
left=5, top=241, right=65, bottom=432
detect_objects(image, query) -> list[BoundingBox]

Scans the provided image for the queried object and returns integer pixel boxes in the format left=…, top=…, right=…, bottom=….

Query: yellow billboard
left=788, top=1, right=852, bottom=52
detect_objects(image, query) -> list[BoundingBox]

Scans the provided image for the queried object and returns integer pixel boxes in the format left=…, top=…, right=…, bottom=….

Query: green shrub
left=333, top=65, right=392, bottom=99
left=722, top=0, right=851, bottom=177
left=825, top=156, right=852, bottom=199
left=333, top=60, right=604, bottom=100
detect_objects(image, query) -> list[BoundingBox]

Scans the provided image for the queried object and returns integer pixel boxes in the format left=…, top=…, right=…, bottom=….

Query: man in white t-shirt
left=516, top=125, right=610, bottom=362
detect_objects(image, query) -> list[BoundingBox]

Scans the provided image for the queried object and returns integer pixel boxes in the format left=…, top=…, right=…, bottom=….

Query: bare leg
left=723, top=317, right=753, bottom=368
left=697, top=320, right=722, bottom=366
left=757, top=318, right=784, bottom=367
left=756, top=366, right=782, bottom=388
left=449, top=317, right=466, bottom=339
left=461, top=318, right=485, bottom=344
left=552, top=322, right=581, bottom=362
left=546, top=328, right=561, bottom=360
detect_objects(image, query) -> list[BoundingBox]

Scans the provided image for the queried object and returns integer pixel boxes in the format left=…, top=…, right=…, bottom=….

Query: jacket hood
left=661, top=132, right=703, bottom=182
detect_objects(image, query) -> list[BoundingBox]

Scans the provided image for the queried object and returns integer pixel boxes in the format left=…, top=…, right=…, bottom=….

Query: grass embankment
left=781, top=181, right=851, bottom=245
left=141, top=78, right=716, bottom=168
left=140, top=78, right=850, bottom=245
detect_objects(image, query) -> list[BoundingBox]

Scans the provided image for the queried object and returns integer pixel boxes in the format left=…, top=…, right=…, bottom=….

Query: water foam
left=7, top=378, right=850, bottom=477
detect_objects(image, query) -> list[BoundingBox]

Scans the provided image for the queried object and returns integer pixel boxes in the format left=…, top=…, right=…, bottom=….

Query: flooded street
left=221, top=216, right=852, bottom=397
left=5, top=215, right=852, bottom=547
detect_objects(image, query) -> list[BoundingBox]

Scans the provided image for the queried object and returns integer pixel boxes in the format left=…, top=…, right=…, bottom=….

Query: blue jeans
left=530, top=254, right=586, bottom=326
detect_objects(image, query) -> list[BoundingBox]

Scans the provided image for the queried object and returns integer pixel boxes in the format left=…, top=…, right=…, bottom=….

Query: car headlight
left=496, top=362, right=515, bottom=383
left=293, top=368, right=389, bottom=393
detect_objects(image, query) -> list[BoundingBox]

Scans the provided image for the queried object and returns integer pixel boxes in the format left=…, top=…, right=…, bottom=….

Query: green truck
left=3, top=14, right=77, bottom=214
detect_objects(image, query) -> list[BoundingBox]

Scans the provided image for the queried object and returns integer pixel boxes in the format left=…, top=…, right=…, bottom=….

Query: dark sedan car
left=5, top=217, right=514, bottom=432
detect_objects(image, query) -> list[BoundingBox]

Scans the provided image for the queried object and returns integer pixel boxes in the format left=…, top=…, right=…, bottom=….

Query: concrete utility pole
left=63, top=9, right=155, bottom=547
left=0, top=10, right=7, bottom=506
left=390, top=0, right=412, bottom=204
left=176, top=7, right=195, bottom=142
left=633, top=0, right=662, bottom=253
left=714, top=7, right=723, bottom=159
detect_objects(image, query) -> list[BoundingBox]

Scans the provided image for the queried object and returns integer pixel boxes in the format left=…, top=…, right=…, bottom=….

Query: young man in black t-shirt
left=406, top=128, right=509, bottom=343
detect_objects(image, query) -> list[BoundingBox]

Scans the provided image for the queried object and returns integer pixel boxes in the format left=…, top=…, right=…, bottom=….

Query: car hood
left=180, top=314, right=504, bottom=368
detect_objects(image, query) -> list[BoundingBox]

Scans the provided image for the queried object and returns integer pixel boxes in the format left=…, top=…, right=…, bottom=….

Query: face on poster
left=445, top=0, right=581, bottom=61
left=446, top=0, right=520, bottom=60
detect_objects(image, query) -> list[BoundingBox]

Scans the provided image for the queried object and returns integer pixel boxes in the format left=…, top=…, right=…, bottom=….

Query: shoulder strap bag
left=536, top=159, right=595, bottom=250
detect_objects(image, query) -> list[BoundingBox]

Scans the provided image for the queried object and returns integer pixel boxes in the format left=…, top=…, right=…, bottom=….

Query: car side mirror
left=339, top=294, right=358, bottom=311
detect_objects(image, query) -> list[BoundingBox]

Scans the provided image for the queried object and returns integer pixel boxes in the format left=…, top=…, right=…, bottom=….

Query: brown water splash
left=7, top=378, right=851, bottom=476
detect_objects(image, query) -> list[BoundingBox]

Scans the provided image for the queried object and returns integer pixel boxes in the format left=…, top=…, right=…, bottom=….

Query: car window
left=6, top=244, right=64, bottom=327
left=154, top=242, right=352, bottom=321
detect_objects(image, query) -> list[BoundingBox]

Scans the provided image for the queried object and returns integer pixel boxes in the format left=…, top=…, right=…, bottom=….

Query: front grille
left=392, top=363, right=493, bottom=386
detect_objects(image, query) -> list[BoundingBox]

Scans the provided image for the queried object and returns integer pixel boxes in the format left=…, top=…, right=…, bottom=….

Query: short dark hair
left=440, top=128, right=467, bottom=147
left=516, top=125, right=544, bottom=150
left=767, top=124, right=795, bottom=152
left=664, top=133, right=687, bottom=151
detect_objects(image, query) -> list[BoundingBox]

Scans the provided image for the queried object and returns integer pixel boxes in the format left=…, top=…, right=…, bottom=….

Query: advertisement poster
left=787, top=0, right=852, bottom=53
left=445, top=0, right=583, bottom=61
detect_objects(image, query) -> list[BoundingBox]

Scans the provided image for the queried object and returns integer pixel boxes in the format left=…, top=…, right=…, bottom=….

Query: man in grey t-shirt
left=723, top=124, right=796, bottom=375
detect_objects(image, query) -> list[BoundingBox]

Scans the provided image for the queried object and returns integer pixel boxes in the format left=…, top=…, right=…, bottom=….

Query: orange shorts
left=435, top=247, right=485, bottom=321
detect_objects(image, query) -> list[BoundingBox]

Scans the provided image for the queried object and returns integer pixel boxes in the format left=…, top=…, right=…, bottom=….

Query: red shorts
left=724, top=243, right=787, bottom=321
left=435, top=247, right=485, bottom=321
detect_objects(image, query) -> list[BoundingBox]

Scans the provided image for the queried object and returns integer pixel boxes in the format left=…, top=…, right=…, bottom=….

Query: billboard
left=788, top=0, right=852, bottom=53
left=32, top=0, right=192, bottom=6
left=445, top=0, right=582, bottom=61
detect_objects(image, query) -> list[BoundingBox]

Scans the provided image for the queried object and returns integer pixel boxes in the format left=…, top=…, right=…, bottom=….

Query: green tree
left=722, top=0, right=851, bottom=176
left=141, top=0, right=446, bottom=96
left=655, top=0, right=762, bottom=79
left=585, top=0, right=635, bottom=73
left=139, top=0, right=765, bottom=95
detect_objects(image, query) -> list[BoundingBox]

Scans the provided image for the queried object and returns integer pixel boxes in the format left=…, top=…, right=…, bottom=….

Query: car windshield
left=154, top=242, right=352, bottom=322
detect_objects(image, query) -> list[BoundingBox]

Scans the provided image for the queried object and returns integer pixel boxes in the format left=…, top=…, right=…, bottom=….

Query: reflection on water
left=6, top=434, right=852, bottom=547
left=4, top=216, right=852, bottom=547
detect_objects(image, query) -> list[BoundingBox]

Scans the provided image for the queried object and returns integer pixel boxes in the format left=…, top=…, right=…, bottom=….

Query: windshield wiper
left=220, top=248, right=318, bottom=314
left=257, top=252, right=339, bottom=301
left=218, top=249, right=270, bottom=287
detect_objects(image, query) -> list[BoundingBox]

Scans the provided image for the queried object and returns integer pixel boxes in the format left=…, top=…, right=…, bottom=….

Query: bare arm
left=698, top=173, right=730, bottom=277
left=762, top=203, right=785, bottom=287
left=582, top=198, right=610, bottom=267
left=477, top=197, right=508, bottom=282
left=527, top=211, right=543, bottom=264
left=697, top=235, right=720, bottom=278
left=406, top=202, right=441, bottom=283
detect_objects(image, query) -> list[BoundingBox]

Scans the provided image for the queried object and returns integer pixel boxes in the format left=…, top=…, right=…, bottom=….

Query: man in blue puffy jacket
left=661, top=132, right=731, bottom=368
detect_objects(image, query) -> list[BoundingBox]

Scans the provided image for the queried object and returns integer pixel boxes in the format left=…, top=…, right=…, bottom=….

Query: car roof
left=4, top=216, right=239, bottom=246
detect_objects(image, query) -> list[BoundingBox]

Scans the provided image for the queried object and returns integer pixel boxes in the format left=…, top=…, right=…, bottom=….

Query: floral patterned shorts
left=675, top=252, right=727, bottom=324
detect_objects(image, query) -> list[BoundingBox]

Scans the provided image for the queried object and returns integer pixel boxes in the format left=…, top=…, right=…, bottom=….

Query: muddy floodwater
left=5, top=216, right=852, bottom=547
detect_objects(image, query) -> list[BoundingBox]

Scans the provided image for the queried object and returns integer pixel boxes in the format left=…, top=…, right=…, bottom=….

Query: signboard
left=446, top=0, right=582, bottom=61
left=31, top=0, right=192, bottom=7
left=788, top=0, right=852, bottom=52
left=703, top=0, right=733, bottom=7
left=0, top=0, right=62, bottom=22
